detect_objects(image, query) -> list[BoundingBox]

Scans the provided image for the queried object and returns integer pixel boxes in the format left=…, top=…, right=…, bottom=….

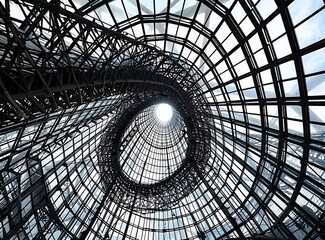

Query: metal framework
left=1, top=0, right=325, bottom=239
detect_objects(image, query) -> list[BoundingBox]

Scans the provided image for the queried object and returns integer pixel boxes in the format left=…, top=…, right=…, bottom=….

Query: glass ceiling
left=0, top=0, right=325, bottom=239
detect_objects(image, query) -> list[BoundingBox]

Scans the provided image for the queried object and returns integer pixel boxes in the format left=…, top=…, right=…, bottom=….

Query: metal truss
left=1, top=0, right=325, bottom=240
left=98, top=90, right=212, bottom=211
left=0, top=0, right=201, bottom=126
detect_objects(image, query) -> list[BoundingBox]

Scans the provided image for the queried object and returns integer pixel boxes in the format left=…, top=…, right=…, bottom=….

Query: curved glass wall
left=118, top=103, right=187, bottom=185
left=0, top=0, right=325, bottom=239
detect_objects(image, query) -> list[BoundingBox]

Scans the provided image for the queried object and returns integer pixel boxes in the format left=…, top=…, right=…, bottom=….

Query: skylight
left=155, top=103, right=173, bottom=122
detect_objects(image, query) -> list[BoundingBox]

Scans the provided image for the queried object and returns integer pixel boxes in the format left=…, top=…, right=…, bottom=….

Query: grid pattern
left=1, top=0, right=325, bottom=239
left=119, top=104, right=187, bottom=184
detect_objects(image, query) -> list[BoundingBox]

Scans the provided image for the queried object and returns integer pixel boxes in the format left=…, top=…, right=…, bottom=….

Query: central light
left=156, top=103, right=173, bottom=122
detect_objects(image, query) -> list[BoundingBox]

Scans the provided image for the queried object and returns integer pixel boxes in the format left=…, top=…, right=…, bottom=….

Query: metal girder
left=0, top=0, right=202, bottom=126
left=1, top=0, right=325, bottom=239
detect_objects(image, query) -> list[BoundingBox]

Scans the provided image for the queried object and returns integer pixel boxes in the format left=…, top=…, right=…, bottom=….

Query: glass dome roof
left=0, top=0, right=325, bottom=239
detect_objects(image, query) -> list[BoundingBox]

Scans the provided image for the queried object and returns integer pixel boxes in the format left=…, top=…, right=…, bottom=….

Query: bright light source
left=156, top=103, right=173, bottom=122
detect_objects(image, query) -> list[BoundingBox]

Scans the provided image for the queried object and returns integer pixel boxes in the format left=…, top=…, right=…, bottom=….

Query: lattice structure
left=1, top=0, right=325, bottom=239
left=98, top=91, right=212, bottom=212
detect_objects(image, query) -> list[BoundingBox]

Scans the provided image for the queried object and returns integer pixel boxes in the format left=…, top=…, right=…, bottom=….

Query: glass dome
left=0, top=0, right=325, bottom=239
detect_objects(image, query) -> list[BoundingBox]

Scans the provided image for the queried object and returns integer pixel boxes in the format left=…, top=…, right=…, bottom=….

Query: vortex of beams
left=1, top=0, right=325, bottom=240
left=98, top=93, right=212, bottom=212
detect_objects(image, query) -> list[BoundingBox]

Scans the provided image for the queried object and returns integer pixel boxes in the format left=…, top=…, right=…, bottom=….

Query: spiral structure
left=0, top=0, right=325, bottom=239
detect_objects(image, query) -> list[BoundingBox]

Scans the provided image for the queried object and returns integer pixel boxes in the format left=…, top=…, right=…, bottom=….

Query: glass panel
left=295, top=9, right=325, bottom=49
left=302, top=47, right=325, bottom=74
left=289, top=0, right=324, bottom=25
left=267, top=15, right=285, bottom=40
left=279, top=61, right=296, bottom=79
left=256, top=0, right=277, bottom=20
left=273, top=35, right=291, bottom=59
left=240, top=17, right=255, bottom=36
left=306, top=74, right=325, bottom=96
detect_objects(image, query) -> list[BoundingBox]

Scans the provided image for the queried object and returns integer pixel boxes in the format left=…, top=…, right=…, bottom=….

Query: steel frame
left=1, top=0, right=325, bottom=239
